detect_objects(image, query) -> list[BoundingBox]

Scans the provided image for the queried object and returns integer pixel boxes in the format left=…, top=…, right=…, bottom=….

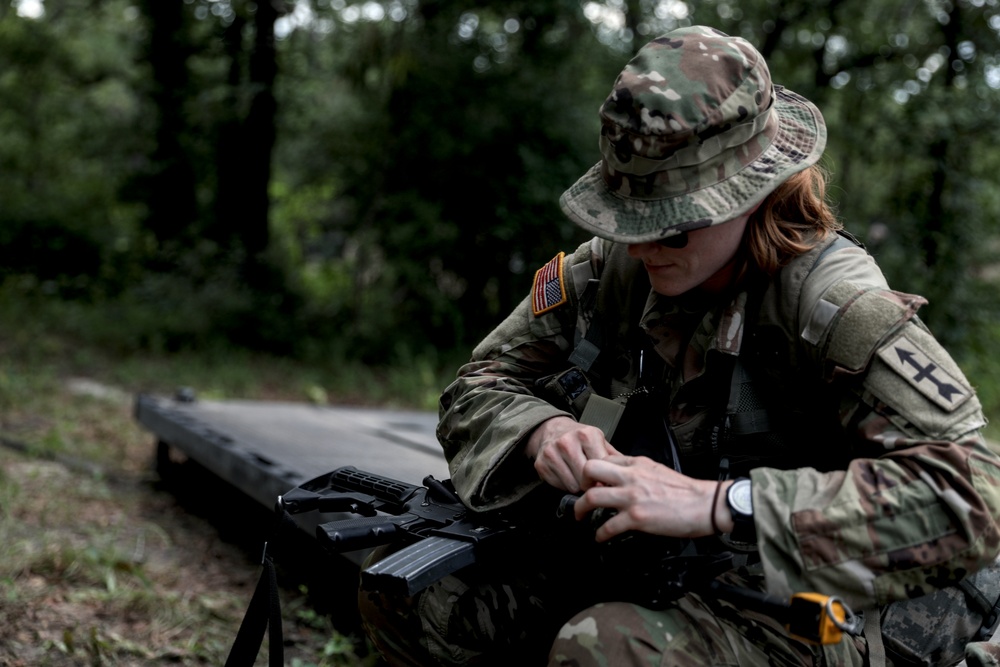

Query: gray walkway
left=135, top=394, right=448, bottom=511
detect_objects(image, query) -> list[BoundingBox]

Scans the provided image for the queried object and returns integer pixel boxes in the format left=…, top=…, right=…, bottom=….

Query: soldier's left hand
left=574, top=455, right=732, bottom=542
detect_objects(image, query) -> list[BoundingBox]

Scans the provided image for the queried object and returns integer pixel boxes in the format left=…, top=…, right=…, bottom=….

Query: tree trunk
left=139, top=0, right=198, bottom=253
left=922, top=2, right=962, bottom=273
left=244, top=0, right=279, bottom=259
left=210, top=13, right=247, bottom=250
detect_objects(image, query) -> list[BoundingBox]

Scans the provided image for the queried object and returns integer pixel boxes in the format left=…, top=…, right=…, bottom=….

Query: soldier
left=360, top=26, right=1000, bottom=666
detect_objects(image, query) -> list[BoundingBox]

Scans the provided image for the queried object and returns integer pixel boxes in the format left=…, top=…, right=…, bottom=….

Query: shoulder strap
left=567, top=245, right=650, bottom=380
left=715, top=232, right=864, bottom=470
left=568, top=277, right=603, bottom=372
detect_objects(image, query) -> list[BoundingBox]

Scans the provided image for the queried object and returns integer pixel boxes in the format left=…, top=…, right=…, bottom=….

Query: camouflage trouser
left=550, top=575, right=1000, bottom=667
left=549, top=572, right=869, bottom=667
left=359, top=536, right=1000, bottom=667
left=358, top=544, right=594, bottom=666
left=359, top=548, right=873, bottom=667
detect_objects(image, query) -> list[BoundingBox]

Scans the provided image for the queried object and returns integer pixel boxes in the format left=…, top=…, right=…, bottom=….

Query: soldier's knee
left=357, top=546, right=435, bottom=667
left=358, top=547, right=555, bottom=666
left=357, top=564, right=521, bottom=666
left=548, top=602, right=667, bottom=667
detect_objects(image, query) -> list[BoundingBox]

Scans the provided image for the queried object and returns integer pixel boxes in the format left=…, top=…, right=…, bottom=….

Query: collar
left=639, top=288, right=750, bottom=358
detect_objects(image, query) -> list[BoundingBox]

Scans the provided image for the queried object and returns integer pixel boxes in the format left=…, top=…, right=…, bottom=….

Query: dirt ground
left=0, top=428, right=375, bottom=666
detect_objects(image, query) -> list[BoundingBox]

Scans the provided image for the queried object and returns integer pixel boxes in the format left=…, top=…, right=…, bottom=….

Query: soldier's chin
left=647, top=271, right=700, bottom=297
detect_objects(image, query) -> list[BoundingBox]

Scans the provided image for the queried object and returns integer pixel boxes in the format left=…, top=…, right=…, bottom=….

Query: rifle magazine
left=362, top=536, right=476, bottom=597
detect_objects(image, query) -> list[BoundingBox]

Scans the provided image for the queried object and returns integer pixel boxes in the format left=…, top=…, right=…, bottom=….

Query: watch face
left=728, top=479, right=753, bottom=516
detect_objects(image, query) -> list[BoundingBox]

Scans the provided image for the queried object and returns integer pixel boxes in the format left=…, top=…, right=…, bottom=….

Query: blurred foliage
left=0, top=0, right=146, bottom=296
left=1, top=0, right=999, bottom=374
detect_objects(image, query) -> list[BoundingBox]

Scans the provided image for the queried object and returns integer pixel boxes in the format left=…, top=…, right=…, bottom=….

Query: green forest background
left=4, top=0, right=1000, bottom=416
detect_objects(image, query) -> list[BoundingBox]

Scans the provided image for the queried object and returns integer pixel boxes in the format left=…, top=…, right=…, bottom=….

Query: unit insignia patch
left=877, top=335, right=972, bottom=412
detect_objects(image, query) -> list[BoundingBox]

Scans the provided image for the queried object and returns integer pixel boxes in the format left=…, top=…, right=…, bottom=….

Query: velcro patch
left=877, top=334, right=972, bottom=412
left=532, top=252, right=567, bottom=316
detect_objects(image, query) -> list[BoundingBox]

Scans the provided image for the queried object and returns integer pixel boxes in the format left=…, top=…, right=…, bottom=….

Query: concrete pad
left=135, top=394, right=448, bottom=511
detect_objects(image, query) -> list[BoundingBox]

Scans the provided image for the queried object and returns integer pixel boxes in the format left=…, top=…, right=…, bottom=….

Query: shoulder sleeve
left=753, top=243, right=1000, bottom=609
left=795, top=241, right=896, bottom=372
left=438, top=238, right=611, bottom=510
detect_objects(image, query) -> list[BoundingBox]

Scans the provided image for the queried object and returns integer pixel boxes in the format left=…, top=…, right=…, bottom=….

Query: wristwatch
left=725, top=477, right=757, bottom=544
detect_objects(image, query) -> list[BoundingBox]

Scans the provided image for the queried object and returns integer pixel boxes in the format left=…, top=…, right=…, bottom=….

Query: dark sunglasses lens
left=656, top=232, right=688, bottom=249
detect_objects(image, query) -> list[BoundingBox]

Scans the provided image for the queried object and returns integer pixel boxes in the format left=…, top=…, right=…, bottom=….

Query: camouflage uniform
left=361, top=26, right=1000, bottom=667
left=429, top=234, right=1000, bottom=665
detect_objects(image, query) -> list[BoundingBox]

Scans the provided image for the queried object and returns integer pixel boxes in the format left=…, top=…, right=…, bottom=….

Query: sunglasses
left=655, top=231, right=689, bottom=249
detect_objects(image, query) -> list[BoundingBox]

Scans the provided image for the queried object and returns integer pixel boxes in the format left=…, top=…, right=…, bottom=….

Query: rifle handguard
left=316, top=516, right=403, bottom=552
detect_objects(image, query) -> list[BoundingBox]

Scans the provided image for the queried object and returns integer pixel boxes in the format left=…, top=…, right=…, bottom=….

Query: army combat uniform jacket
left=437, top=234, right=1000, bottom=614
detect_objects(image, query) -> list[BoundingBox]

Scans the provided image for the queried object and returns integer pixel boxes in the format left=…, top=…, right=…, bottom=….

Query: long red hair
left=742, top=164, right=842, bottom=277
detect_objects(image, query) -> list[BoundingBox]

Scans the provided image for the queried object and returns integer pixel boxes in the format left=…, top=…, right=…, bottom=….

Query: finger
left=562, top=442, right=594, bottom=490
left=573, top=490, right=596, bottom=520
left=594, top=512, right=634, bottom=542
left=537, top=454, right=582, bottom=493
left=580, top=458, right=632, bottom=490
left=542, top=462, right=580, bottom=493
left=579, top=432, right=615, bottom=461
left=534, top=440, right=579, bottom=491
left=557, top=462, right=582, bottom=493
left=573, top=484, right=625, bottom=520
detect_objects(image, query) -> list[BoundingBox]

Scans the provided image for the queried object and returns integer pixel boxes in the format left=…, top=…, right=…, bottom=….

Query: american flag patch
left=532, top=252, right=567, bottom=316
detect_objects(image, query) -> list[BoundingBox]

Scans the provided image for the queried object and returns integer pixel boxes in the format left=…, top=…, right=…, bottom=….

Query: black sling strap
left=568, top=278, right=603, bottom=372
left=224, top=512, right=295, bottom=667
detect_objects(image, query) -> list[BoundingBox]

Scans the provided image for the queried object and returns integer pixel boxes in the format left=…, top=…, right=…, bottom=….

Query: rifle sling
left=223, top=548, right=283, bottom=667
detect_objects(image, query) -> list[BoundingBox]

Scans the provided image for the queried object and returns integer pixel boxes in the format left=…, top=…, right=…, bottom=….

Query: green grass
left=0, top=290, right=441, bottom=665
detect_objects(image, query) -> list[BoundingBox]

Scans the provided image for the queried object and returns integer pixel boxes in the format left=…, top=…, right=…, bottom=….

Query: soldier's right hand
left=525, top=416, right=620, bottom=493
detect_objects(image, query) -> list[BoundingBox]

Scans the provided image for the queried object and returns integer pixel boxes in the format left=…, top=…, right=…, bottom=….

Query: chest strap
left=568, top=278, right=602, bottom=372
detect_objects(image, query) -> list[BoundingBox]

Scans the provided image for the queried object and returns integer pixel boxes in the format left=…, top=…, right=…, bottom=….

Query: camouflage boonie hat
left=560, top=26, right=827, bottom=244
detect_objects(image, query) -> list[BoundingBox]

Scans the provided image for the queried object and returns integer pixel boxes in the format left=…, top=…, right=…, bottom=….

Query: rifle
left=278, top=465, right=732, bottom=607
left=277, top=465, right=529, bottom=597
left=228, top=466, right=496, bottom=667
